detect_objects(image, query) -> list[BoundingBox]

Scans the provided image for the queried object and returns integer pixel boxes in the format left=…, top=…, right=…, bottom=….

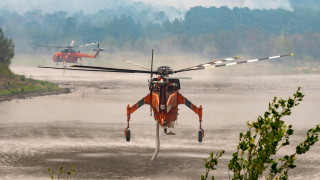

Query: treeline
left=1, top=6, right=320, bottom=59
left=0, top=28, right=14, bottom=76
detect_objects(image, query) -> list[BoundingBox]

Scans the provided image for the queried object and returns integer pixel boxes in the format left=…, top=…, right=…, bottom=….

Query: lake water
left=0, top=66, right=319, bottom=179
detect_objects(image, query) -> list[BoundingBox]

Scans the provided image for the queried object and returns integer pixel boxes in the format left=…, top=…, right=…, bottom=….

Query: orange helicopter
left=39, top=50, right=293, bottom=160
left=40, top=40, right=103, bottom=66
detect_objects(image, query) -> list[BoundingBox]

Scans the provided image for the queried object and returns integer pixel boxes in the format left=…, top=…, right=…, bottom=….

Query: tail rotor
left=93, top=42, right=104, bottom=58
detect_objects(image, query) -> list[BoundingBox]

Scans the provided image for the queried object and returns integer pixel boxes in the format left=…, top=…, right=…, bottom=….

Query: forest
left=1, top=5, right=320, bottom=61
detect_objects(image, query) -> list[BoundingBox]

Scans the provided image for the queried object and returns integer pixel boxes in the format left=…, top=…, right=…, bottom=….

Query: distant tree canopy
left=0, top=28, right=14, bottom=66
left=1, top=6, right=320, bottom=59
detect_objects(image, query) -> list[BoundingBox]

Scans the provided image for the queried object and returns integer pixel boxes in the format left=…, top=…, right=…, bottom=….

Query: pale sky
left=132, top=0, right=242, bottom=9
left=0, top=0, right=293, bottom=14
left=131, top=0, right=293, bottom=10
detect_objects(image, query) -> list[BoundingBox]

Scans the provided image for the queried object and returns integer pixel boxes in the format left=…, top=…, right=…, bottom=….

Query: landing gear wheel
left=126, top=129, right=131, bottom=142
left=164, top=128, right=167, bottom=134
left=198, top=130, right=203, bottom=143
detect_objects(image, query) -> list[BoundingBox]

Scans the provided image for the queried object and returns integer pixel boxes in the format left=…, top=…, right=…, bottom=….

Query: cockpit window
left=168, top=79, right=180, bottom=90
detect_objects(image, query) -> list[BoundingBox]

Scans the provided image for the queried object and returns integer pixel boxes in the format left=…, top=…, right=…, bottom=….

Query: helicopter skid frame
left=124, top=92, right=204, bottom=139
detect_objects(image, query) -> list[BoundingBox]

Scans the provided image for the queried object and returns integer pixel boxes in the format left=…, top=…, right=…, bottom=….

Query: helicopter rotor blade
left=78, top=42, right=100, bottom=48
left=164, top=77, right=192, bottom=79
left=123, top=60, right=150, bottom=70
left=37, top=45, right=69, bottom=48
left=38, top=41, right=100, bottom=49
left=39, top=66, right=145, bottom=73
left=174, top=56, right=240, bottom=73
left=39, top=66, right=109, bottom=72
left=71, top=65, right=155, bottom=74
left=174, top=54, right=294, bottom=73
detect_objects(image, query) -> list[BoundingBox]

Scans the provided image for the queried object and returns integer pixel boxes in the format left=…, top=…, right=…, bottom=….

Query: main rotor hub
left=156, top=66, right=173, bottom=77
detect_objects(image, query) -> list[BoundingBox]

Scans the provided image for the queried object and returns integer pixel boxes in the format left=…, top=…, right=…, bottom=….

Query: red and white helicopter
left=40, top=40, right=103, bottom=66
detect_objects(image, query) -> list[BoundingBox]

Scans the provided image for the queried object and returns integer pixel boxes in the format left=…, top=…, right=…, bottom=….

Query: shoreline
left=0, top=87, right=70, bottom=102
left=0, top=71, right=71, bottom=102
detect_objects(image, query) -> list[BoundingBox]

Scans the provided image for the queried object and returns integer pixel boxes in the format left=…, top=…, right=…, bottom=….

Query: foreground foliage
left=202, top=87, right=320, bottom=180
left=48, top=165, right=76, bottom=180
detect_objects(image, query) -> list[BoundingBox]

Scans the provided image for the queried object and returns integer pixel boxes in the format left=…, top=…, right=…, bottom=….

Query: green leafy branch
left=201, top=87, right=320, bottom=180
left=201, top=150, right=225, bottom=180
left=47, top=165, right=76, bottom=180
left=268, top=124, right=320, bottom=180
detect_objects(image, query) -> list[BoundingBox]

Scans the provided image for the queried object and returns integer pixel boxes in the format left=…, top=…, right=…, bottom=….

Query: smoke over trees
left=0, top=6, right=320, bottom=61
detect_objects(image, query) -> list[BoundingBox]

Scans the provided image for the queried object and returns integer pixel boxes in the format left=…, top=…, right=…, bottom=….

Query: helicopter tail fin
left=93, top=49, right=103, bottom=58
left=93, top=42, right=104, bottom=58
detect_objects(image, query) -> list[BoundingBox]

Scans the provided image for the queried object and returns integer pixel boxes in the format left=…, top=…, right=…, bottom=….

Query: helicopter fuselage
left=126, top=76, right=203, bottom=132
left=52, top=48, right=102, bottom=63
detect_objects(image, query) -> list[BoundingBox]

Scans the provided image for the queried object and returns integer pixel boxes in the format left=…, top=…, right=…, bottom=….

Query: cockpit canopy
left=61, top=49, right=76, bottom=53
left=151, top=77, right=180, bottom=93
